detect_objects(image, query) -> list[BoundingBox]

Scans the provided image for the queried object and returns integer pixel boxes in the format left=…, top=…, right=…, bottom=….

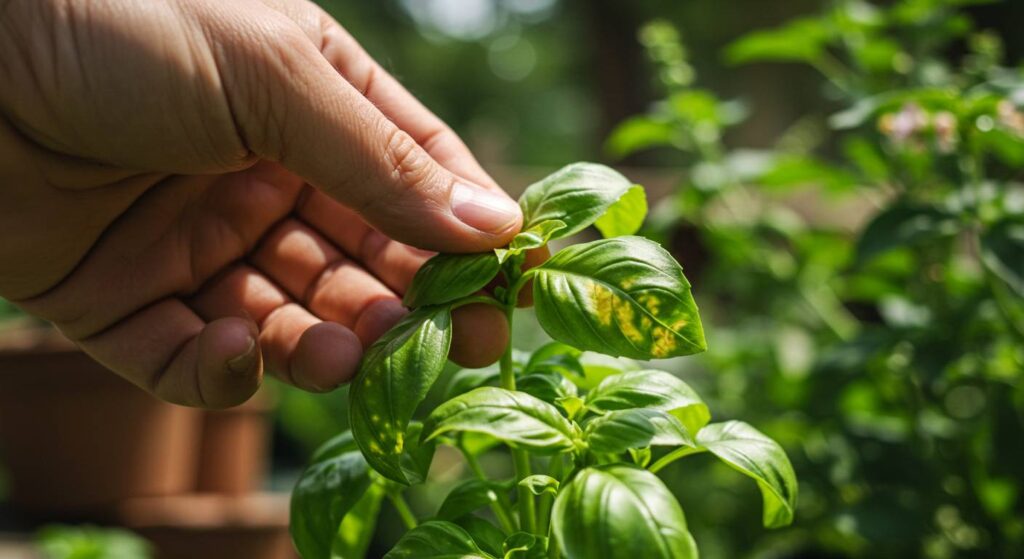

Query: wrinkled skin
left=0, top=0, right=528, bottom=408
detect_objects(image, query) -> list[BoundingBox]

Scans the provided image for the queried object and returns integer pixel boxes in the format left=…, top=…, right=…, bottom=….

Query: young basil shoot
left=290, top=162, right=797, bottom=559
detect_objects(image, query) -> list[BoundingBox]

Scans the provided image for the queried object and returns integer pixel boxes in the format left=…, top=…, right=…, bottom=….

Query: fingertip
left=199, top=317, right=263, bottom=409
left=354, top=298, right=408, bottom=346
left=291, top=322, right=363, bottom=391
left=450, top=303, right=509, bottom=368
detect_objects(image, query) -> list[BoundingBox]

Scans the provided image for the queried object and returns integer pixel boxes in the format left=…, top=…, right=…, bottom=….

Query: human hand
left=0, top=0, right=524, bottom=407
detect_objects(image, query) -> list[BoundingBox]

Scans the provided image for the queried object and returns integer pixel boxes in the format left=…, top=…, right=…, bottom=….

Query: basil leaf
left=532, top=237, right=706, bottom=360
left=383, top=520, right=496, bottom=559
left=556, top=396, right=586, bottom=420
left=697, top=421, right=798, bottom=529
left=525, top=342, right=582, bottom=370
left=519, top=163, right=636, bottom=239
left=518, top=475, right=559, bottom=497
left=290, top=431, right=373, bottom=559
left=516, top=371, right=578, bottom=406
left=423, top=387, right=577, bottom=454
left=349, top=306, right=452, bottom=484
left=584, top=409, right=695, bottom=455
left=334, top=483, right=385, bottom=559
left=570, top=353, right=640, bottom=390
left=404, top=253, right=500, bottom=308
left=496, top=220, right=567, bottom=263
left=446, top=351, right=530, bottom=400
left=454, top=516, right=507, bottom=557
left=445, top=364, right=502, bottom=400
left=981, top=216, right=1024, bottom=297
left=855, top=203, right=958, bottom=264
left=585, top=370, right=710, bottom=435
left=594, top=184, right=647, bottom=238
left=629, top=447, right=652, bottom=468
left=437, top=478, right=514, bottom=521
left=552, top=465, right=698, bottom=559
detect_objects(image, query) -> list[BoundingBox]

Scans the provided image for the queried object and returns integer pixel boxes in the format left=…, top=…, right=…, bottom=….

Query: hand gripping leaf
left=349, top=306, right=451, bottom=484
left=519, top=162, right=641, bottom=238
left=404, top=252, right=501, bottom=307
left=552, top=465, right=698, bottom=559
left=531, top=236, right=706, bottom=359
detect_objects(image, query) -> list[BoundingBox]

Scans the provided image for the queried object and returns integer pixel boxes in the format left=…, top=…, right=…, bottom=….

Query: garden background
left=2, top=0, right=1023, bottom=558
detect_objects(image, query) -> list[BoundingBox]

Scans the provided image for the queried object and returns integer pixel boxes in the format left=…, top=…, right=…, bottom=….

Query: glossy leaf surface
left=290, top=431, right=372, bottom=559
left=519, top=163, right=636, bottom=239
left=423, top=387, right=576, bottom=454
left=585, top=370, right=710, bottom=434
left=532, top=237, right=705, bottom=360
left=383, top=520, right=495, bottom=559
left=552, top=465, right=697, bottom=559
left=333, top=483, right=384, bottom=559
left=349, top=306, right=452, bottom=483
left=437, top=478, right=514, bottom=521
left=404, top=253, right=500, bottom=308
left=697, top=421, right=798, bottom=528
left=584, top=408, right=695, bottom=455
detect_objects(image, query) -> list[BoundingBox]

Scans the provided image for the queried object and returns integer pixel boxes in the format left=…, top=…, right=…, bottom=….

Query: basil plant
left=289, top=163, right=798, bottom=558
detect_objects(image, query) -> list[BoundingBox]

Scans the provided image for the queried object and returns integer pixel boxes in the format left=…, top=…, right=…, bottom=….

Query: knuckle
left=381, top=127, right=437, bottom=196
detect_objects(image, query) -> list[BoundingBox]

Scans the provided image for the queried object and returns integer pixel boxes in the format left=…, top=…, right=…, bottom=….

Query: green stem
left=547, top=520, right=560, bottom=559
left=388, top=493, right=418, bottom=530
left=649, top=447, right=704, bottom=474
left=536, top=455, right=564, bottom=540
left=499, top=307, right=538, bottom=534
left=460, top=445, right=518, bottom=534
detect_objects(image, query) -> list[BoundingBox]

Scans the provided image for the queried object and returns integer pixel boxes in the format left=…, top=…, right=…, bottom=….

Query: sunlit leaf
left=349, top=307, right=451, bottom=484
left=585, top=370, right=710, bottom=434
left=519, top=163, right=637, bottom=239
left=584, top=409, right=696, bottom=455
left=532, top=237, right=705, bottom=360
left=290, top=431, right=373, bottom=559
left=552, top=465, right=697, bottom=559
left=384, top=521, right=495, bottom=559
left=697, top=421, right=798, bottom=529
left=595, top=185, right=647, bottom=238
left=404, top=253, right=500, bottom=308
left=423, top=387, right=577, bottom=454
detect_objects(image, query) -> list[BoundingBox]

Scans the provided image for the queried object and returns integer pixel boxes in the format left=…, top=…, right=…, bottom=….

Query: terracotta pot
left=118, top=494, right=297, bottom=559
left=0, top=328, right=202, bottom=518
left=196, top=390, right=273, bottom=495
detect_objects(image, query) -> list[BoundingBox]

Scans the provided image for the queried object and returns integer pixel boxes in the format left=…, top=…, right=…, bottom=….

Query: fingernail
left=227, top=337, right=257, bottom=375
left=450, top=183, right=521, bottom=234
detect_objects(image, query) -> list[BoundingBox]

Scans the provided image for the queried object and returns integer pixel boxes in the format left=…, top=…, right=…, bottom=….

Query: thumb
left=212, top=13, right=521, bottom=253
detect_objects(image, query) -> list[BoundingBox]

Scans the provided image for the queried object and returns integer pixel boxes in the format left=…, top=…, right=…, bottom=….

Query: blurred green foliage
left=604, top=1, right=1024, bottom=557
left=35, top=525, right=152, bottom=559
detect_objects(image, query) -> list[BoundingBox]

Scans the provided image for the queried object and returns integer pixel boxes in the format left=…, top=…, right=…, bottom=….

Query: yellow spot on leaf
left=588, top=283, right=614, bottom=326
left=612, top=295, right=644, bottom=344
left=650, top=326, right=680, bottom=358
